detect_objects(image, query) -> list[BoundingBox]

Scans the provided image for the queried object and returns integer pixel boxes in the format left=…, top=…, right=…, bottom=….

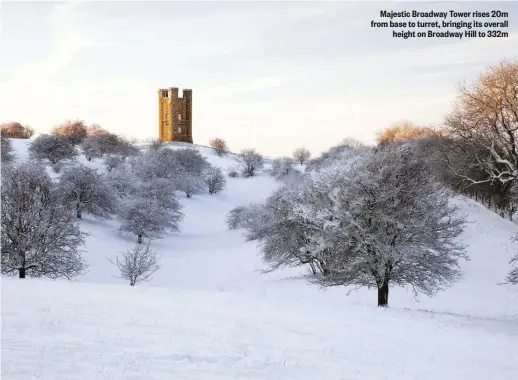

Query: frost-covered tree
left=108, top=241, right=161, bottom=286
left=136, top=178, right=181, bottom=211
left=293, top=147, right=311, bottom=165
left=271, top=157, right=296, bottom=178
left=246, top=145, right=467, bottom=306
left=238, top=149, right=264, bottom=177
left=108, top=164, right=139, bottom=199
left=104, top=155, right=124, bottom=172
left=28, top=134, right=78, bottom=164
left=80, top=136, right=103, bottom=161
left=1, top=135, right=14, bottom=163
left=204, top=167, right=226, bottom=194
left=118, top=197, right=183, bottom=243
left=1, top=163, right=87, bottom=279
left=209, top=137, right=229, bottom=156
left=57, top=164, right=118, bottom=219
left=172, top=149, right=210, bottom=177
left=177, top=173, right=205, bottom=198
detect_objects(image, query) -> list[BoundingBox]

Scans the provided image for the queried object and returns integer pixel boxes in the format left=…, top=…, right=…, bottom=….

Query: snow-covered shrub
left=105, top=155, right=124, bottom=172
left=228, top=170, right=239, bottom=178
left=204, top=167, right=226, bottom=195
left=108, top=241, right=161, bottom=286
left=28, top=134, right=78, bottom=164
left=1, top=163, right=87, bottom=279
left=237, top=149, right=264, bottom=177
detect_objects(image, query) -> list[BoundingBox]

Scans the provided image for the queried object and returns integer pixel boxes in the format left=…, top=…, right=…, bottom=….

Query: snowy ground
left=2, top=139, right=518, bottom=379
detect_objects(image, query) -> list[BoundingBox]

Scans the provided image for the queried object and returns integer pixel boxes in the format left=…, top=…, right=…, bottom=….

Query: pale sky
left=1, top=1, right=517, bottom=156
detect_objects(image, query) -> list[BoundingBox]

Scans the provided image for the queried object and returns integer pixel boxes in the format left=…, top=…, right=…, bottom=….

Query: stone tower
left=158, top=87, right=193, bottom=143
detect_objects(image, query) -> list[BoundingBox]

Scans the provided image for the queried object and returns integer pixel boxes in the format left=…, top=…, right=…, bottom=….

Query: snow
left=2, top=139, right=518, bottom=379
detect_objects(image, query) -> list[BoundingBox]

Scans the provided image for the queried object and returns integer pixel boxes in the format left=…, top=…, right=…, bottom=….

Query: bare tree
left=1, top=135, right=14, bottom=163
left=293, top=147, right=311, bottom=165
left=1, top=163, right=87, bottom=279
left=377, top=121, right=439, bottom=147
left=57, top=164, right=118, bottom=219
left=51, top=120, right=88, bottom=145
left=108, top=241, right=161, bottom=286
left=204, top=167, right=226, bottom=194
left=86, top=124, right=110, bottom=137
left=209, top=137, right=229, bottom=156
left=1, top=122, right=35, bottom=139
left=28, top=134, right=78, bottom=164
left=238, top=149, right=264, bottom=177
left=443, top=60, right=518, bottom=186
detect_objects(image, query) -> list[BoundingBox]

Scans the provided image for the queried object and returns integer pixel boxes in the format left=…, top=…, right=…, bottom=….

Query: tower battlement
left=158, top=87, right=193, bottom=143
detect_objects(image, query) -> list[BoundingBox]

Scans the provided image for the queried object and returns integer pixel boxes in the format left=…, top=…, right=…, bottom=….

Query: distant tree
left=57, top=164, right=118, bottom=219
left=136, top=177, right=181, bottom=211
left=271, top=157, right=295, bottom=178
left=108, top=164, right=139, bottom=199
left=28, top=134, right=78, bottom=164
left=104, top=155, right=124, bottom=172
left=86, top=124, right=110, bottom=137
left=118, top=197, right=183, bottom=244
left=108, top=241, right=161, bottom=286
left=51, top=120, right=88, bottom=145
left=377, top=121, right=438, bottom=147
left=117, top=139, right=140, bottom=160
left=204, top=167, right=226, bottom=195
left=80, top=136, right=103, bottom=161
left=172, top=149, right=210, bottom=176
left=0, top=122, right=35, bottom=139
left=1, top=163, right=87, bottom=279
left=177, top=173, right=205, bottom=198
left=1, top=135, right=14, bottom=163
left=238, top=149, right=264, bottom=177
left=209, top=137, right=229, bottom=156
left=293, top=147, right=311, bottom=165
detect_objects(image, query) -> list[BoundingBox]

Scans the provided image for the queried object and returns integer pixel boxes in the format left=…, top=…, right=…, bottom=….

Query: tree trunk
left=76, top=203, right=82, bottom=219
left=377, top=281, right=389, bottom=307
left=137, top=234, right=142, bottom=244
left=19, top=267, right=26, bottom=279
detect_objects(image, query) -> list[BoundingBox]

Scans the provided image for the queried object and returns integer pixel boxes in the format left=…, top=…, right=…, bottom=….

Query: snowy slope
left=2, top=138, right=518, bottom=380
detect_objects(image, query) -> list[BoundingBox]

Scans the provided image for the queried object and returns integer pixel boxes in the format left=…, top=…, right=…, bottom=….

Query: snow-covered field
left=2, top=139, right=518, bottom=379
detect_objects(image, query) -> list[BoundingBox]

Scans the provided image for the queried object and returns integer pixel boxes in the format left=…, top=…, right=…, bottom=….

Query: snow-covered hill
left=2, top=138, right=518, bottom=380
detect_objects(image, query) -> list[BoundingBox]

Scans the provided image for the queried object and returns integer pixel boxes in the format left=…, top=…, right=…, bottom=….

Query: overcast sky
left=1, top=1, right=517, bottom=156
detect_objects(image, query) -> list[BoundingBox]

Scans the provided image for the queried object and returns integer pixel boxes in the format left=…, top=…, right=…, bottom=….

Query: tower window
left=178, top=127, right=182, bottom=133
left=178, top=114, right=182, bottom=121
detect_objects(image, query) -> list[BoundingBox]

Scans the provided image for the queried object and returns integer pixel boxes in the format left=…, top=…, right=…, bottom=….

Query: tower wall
left=158, top=87, right=193, bottom=143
